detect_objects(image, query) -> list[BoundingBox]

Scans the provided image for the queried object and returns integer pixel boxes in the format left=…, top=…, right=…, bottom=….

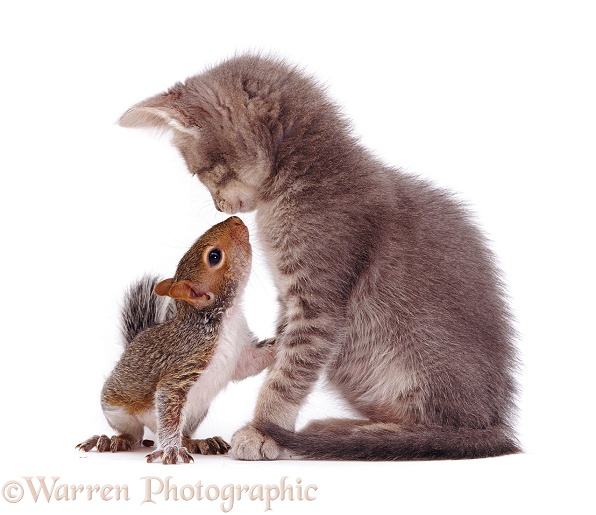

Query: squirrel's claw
left=76, top=435, right=100, bottom=452
left=76, top=433, right=137, bottom=453
left=147, top=446, right=193, bottom=464
left=146, top=449, right=163, bottom=463
left=182, top=435, right=230, bottom=455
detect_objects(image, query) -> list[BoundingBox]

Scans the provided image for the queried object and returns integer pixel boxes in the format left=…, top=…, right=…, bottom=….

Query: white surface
left=0, top=1, right=594, bottom=513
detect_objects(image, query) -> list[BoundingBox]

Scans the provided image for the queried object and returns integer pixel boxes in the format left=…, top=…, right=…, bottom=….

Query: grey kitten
left=119, top=54, right=520, bottom=460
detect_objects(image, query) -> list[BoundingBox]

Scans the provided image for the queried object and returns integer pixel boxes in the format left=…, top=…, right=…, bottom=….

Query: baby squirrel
left=77, top=216, right=276, bottom=464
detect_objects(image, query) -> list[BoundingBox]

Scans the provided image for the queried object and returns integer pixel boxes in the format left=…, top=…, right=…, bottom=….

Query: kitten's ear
left=118, top=92, right=198, bottom=136
left=165, top=279, right=215, bottom=310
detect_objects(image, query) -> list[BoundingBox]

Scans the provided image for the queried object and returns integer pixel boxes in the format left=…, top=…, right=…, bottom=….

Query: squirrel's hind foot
left=183, top=435, right=230, bottom=455
left=76, top=433, right=138, bottom=453
left=76, top=435, right=101, bottom=452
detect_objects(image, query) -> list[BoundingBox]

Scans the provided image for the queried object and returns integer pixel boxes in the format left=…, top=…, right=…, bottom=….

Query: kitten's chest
left=256, top=205, right=303, bottom=292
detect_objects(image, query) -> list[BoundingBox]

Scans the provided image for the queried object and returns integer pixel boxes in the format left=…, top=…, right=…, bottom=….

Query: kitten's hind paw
left=183, top=435, right=230, bottom=455
left=146, top=446, right=194, bottom=465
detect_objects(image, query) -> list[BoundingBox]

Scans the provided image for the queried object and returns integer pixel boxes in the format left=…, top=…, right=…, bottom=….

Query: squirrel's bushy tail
left=120, top=275, right=175, bottom=347
left=259, top=420, right=520, bottom=461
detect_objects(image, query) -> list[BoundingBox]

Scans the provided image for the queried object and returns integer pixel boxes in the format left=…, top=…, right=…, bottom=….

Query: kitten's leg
left=231, top=312, right=339, bottom=460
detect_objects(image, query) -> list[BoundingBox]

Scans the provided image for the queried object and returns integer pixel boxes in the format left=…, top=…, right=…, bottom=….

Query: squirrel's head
left=153, top=216, right=251, bottom=311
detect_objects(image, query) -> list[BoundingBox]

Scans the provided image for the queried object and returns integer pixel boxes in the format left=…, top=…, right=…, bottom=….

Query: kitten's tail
left=259, top=420, right=521, bottom=461
left=120, top=275, right=176, bottom=347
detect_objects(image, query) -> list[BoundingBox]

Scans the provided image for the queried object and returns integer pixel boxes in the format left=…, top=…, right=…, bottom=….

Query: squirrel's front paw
left=230, top=424, right=281, bottom=461
left=146, top=446, right=193, bottom=464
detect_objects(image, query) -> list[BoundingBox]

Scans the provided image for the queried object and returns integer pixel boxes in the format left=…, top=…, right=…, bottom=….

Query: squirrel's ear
left=167, top=280, right=215, bottom=309
left=154, top=278, right=175, bottom=297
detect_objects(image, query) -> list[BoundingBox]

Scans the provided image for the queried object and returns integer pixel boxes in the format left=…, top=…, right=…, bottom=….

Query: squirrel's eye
left=208, top=249, right=222, bottom=266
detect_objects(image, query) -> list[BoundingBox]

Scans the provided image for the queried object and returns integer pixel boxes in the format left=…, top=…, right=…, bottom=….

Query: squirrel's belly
left=136, top=409, right=158, bottom=434
left=184, top=343, right=239, bottom=416
left=103, top=404, right=157, bottom=435
left=184, top=308, right=249, bottom=420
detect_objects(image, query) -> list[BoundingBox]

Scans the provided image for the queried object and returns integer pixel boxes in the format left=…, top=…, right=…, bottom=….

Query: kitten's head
left=119, top=55, right=334, bottom=213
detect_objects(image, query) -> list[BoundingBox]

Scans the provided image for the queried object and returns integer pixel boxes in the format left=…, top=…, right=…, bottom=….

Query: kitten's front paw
left=230, top=424, right=281, bottom=460
left=146, top=446, right=193, bottom=465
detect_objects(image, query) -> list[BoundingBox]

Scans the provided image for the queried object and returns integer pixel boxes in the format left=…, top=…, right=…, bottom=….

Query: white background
left=0, top=1, right=594, bottom=513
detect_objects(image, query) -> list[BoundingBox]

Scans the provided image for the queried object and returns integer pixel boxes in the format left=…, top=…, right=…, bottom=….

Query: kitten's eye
left=208, top=249, right=222, bottom=267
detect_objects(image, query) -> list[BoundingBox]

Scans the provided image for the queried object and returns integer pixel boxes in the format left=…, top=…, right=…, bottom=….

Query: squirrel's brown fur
left=77, top=217, right=276, bottom=464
